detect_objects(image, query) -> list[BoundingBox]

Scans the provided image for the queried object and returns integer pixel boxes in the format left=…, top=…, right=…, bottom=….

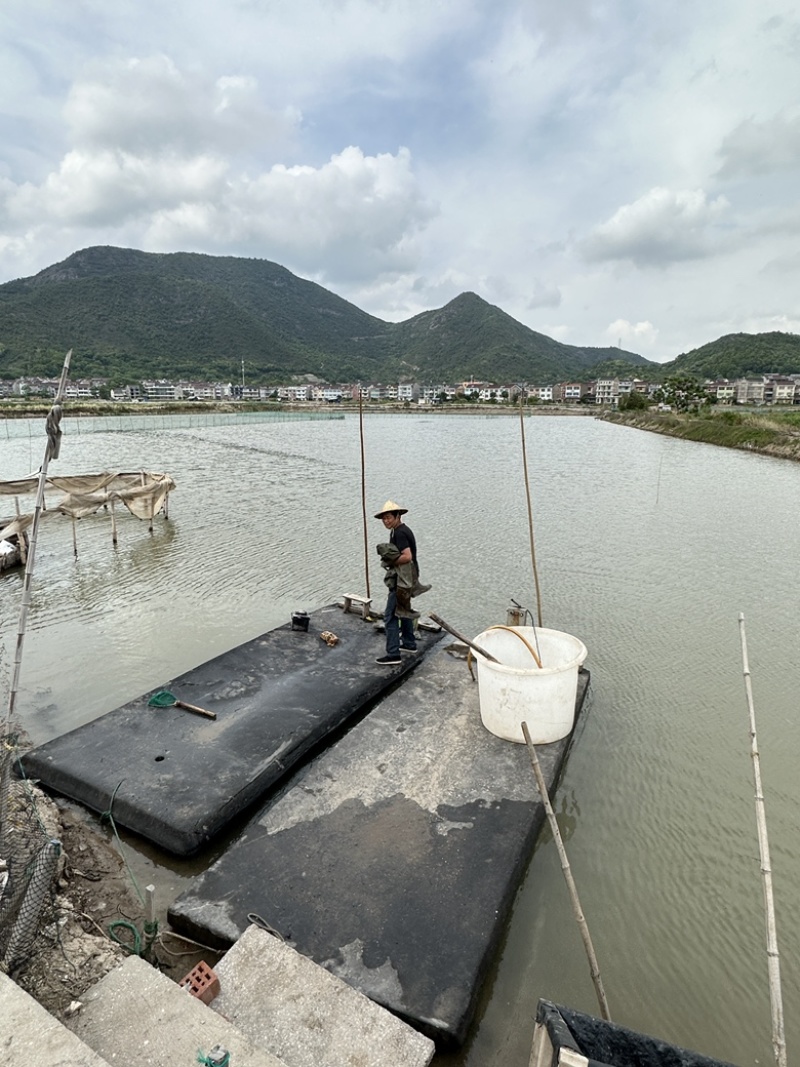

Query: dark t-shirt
left=390, top=522, right=418, bottom=571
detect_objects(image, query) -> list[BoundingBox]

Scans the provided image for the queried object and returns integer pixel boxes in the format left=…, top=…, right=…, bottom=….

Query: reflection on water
left=535, top=789, right=581, bottom=847
left=1, top=412, right=799, bottom=1065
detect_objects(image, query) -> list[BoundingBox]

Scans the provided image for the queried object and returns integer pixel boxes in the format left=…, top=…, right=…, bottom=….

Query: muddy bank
left=2, top=783, right=219, bottom=1019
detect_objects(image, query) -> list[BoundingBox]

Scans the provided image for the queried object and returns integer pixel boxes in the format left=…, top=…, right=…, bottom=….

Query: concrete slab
left=170, top=645, right=590, bottom=1047
left=22, top=605, right=442, bottom=855
left=67, top=955, right=287, bottom=1067
left=0, top=970, right=110, bottom=1067
left=213, top=924, right=435, bottom=1067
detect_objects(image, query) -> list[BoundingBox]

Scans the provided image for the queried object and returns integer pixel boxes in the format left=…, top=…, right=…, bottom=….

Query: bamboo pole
left=738, top=613, right=787, bottom=1067
left=71, top=515, right=79, bottom=559
left=110, top=498, right=118, bottom=546
left=522, top=721, right=611, bottom=1021
left=5, top=350, right=72, bottom=726
left=144, top=471, right=154, bottom=533
left=13, top=499, right=27, bottom=565
left=428, top=613, right=500, bottom=663
left=358, top=387, right=371, bottom=599
left=518, top=393, right=543, bottom=627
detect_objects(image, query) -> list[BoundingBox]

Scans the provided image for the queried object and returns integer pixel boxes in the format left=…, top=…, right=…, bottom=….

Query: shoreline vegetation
left=601, top=407, right=800, bottom=462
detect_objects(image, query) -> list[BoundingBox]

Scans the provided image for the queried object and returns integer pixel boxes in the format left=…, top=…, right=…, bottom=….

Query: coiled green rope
left=107, top=916, right=159, bottom=957
left=101, top=783, right=159, bottom=955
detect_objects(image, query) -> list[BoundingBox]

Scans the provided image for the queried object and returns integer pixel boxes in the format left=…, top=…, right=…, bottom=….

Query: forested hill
left=660, top=332, right=800, bottom=380
left=1, top=246, right=796, bottom=385
left=0, top=246, right=648, bottom=384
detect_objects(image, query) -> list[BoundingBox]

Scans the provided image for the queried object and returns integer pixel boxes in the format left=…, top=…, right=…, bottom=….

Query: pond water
left=1, top=411, right=797, bottom=1066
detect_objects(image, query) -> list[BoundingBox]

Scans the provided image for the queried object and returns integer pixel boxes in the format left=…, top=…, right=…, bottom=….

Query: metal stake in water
left=506, top=598, right=525, bottom=627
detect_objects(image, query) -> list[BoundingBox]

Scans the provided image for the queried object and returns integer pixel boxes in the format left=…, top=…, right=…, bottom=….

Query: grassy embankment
left=602, top=408, right=800, bottom=462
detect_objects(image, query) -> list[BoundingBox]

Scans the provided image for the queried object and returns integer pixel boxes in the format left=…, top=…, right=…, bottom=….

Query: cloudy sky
left=1, top=0, right=799, bottom=362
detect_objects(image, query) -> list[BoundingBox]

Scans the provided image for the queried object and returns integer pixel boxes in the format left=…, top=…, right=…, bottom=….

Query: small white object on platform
left=340, top=593, right=372, bottom=618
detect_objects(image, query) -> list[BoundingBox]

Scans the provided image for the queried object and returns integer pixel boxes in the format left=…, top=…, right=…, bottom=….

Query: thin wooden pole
left=738, top=613, right=787, bottom=1067
left=110, top=498, right=118, bottom=546
left=518, top=393, right=543, bottom=627
left=522, top=721, right=611, bottom=1021
left=13, top=499, right=27, bottom=565
left=143, top=471, right=154, bottom=534
left=359, top=387, right=370, bottom=599
left=428, top=613, right=500, bottom=663
left=5, top=350, right=72, bottom=726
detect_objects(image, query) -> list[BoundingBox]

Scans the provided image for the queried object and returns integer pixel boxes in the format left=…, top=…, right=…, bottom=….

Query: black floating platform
left=534, top=1000, right=739, bottom=1067
left=169, top=645, right=590, bottom=1047
left=22, top=604, right=442, bottom=856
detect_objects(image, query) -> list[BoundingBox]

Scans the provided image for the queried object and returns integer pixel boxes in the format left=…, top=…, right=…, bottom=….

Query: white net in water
left=0, top=471, right=176, bottom=533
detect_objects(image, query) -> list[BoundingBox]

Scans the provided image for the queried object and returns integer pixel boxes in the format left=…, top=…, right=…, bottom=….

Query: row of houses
left=4, top=373, right=800, bottom=406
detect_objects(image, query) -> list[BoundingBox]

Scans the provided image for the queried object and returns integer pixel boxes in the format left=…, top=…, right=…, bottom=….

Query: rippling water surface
left=2, top=411, right=798, bottom=1066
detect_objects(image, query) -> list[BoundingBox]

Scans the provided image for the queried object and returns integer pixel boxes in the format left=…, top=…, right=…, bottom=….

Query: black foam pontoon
left=533, top=1000, right=739, bottom=1066
left=169, top=647, right=589, bottom=1046
left=22, top=604, right=442, bottom=855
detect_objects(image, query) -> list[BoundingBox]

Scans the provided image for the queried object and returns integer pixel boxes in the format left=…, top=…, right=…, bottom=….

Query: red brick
left=180, top=960, right=220, bottom=1005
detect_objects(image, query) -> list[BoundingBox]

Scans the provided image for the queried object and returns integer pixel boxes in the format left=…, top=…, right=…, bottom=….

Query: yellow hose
left=485, top=624, right=543, bottom=668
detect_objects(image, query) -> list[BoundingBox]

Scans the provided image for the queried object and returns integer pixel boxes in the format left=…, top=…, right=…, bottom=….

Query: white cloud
left=6, top=150, right=228, bottom=228
left=717, top=110, right=800, bottom=178
left=145, top=146, right=436, bottom=283
left=606, top=319, right=659, bottom=351
left=65, top=55, right=299, bottom=159
left=581, top=187, right=731, bottom=267
left=746, top=314, right=800, bottom=335
left=526, top=278, right=561, bottom=310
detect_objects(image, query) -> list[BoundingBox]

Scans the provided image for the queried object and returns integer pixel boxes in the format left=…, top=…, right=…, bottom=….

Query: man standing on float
left=374, top=499, right=419, bottom=665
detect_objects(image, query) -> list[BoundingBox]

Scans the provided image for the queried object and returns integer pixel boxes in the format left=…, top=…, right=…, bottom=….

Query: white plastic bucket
left=471, top=626, right=588, bottom=744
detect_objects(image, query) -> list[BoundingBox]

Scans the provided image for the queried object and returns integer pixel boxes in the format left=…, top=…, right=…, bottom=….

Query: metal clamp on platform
left=341, top=593, right=372, bottom=618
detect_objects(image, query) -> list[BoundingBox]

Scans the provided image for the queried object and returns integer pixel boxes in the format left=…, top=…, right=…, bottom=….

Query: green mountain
left=2, top=246, right=797, bottom=387
left=659, top=332, right=800, bottom=380
left=0, top=246, right=649, bottom=385
left=386, top=292, right=651, bottom=382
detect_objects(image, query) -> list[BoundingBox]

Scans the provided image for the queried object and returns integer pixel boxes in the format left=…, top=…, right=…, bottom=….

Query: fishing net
left=0, top=742, right=62, bottom=975
left=0, top=471, right=175, bottom=535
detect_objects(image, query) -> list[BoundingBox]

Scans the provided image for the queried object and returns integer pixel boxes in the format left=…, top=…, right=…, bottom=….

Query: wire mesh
left=0, top=742, right=61, bottom=975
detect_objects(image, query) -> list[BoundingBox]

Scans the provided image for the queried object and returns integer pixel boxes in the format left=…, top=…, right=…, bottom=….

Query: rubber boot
left=395, top=587, right=420, bottom=619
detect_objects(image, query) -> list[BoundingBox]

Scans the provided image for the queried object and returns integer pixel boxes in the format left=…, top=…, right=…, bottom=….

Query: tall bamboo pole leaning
left=518, top=392, right=543, bottom=627
left=358, top=386, right=370, bottom=599
left=522, top=721, right=611, bottom=1022
left=13, top=499, right=27, bottom=565
left=4, top=350, right=73, bottom=728
left=738, top=613, right=787, bottom=1067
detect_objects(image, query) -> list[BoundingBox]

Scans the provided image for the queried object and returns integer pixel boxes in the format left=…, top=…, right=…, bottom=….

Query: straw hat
left=374, top=499, right=408, bottom=518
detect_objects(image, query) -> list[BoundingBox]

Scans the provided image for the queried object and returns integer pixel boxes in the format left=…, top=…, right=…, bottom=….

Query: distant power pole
left=241, top=359, right=245, bottom=388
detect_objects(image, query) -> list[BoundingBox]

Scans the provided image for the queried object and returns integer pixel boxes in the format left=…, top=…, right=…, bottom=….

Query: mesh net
left=0, top=471, right=176, bottom=533
left=0, top=743, right=62, bottom=975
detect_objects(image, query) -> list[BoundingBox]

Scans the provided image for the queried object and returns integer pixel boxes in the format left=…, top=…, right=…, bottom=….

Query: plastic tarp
left=0, top=472, right=175, bottom=536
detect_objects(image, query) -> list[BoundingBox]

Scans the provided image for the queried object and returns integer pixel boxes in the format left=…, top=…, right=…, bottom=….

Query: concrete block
left=67, top=955, right=287, bottom=1067
left=0, top=970, right=110, bottom=1067
left=213, top=925, right=435, bottom=1067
